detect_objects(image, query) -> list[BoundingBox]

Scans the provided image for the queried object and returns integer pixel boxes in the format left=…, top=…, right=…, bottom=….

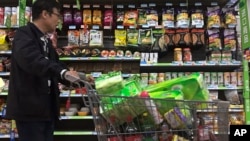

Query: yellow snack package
left=83, top=9, right=92, bottom=25
left=114, top=29, right=127, bottom=47
left=92, top=9, right=102, bottom=26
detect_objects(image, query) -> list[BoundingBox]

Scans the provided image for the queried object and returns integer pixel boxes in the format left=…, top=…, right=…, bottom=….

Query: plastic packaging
left=140, top=91, right=163, bottom=125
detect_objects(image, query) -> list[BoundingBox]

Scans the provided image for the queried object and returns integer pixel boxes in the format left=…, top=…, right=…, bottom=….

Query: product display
left=0, top=0, right=245, bottom=141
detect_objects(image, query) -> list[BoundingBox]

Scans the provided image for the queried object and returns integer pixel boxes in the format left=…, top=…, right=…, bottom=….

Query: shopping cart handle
left=78, top=72, right=87, bottom=80
left=65, top=73, right=80, bottom=83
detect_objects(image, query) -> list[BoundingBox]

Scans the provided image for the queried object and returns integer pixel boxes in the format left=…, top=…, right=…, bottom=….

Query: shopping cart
left=71, top=77, right=230, bottom=141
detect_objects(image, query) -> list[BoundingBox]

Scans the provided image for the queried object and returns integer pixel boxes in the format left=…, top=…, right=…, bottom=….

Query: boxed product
left=99, top=75, right=144, bottom=125
left=144, top=72, right=209, bottom=101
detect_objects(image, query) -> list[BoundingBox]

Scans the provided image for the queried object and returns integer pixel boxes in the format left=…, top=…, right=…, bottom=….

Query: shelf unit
left=0, top=0, right=245, bottom=141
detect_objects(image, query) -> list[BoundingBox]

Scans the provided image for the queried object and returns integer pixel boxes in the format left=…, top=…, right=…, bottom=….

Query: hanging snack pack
left=176, top=8, right=190, bottom=28
left=73, top=5, right=82, bottom=26
left=175, top=29, right=191, bottom=46
left=127, top=28, right=139, bottom=47
left=191, top=29, right=205, bottom=46
left=207, top=29, right=222, bottom=50
left=114, top=29, right=127, bottom=47
left=137, top=8, right=147, bottom=26
left=79, top=29, right=89, bottom=47
left=103, top=8, right=113, bottom=29
left=191, top=8, right=204, bottom=28
left=92, top=8, right=102, bottom=26
left=207, top=6, right=221, bottom=28
left=63, top=4, right=73, bottom=26
left=68, top=30, right=80, bottom=46
left=164, top=29, right=175, bottom=47
left=224, top=29, right=236, bottom=51
left=116, top=5, right=125, bottom=26
left=82, top=6, right=92, bottom=26
left=123, top=10, right=138, bottom=27
left=146, top=6, right=158, bottom=27
left=138, top=28, right=153, bottom=45
left=162, top=7, right=175, bottom=28
left=223, top=8, right=237, bottom=28
left=151, top=28, right=166, bottom=52
left=89, top=29, right=103, bottom=47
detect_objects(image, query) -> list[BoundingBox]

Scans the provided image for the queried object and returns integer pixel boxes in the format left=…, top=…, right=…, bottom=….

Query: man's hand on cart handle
left=64, top=71, right=80, bottom=83
left=78, top=72, right=95, bottom=85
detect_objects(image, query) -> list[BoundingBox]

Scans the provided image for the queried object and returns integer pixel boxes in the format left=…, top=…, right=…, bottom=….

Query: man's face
left=45, top=8, right=61, bottom=33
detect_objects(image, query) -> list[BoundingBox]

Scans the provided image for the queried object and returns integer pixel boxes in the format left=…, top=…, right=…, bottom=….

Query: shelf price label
left=195, top=61, right=206, bottom=65
left=171, top=61, right=182, bottom=66
left=206, top=61, right=216, bottom=65
left=183, top=61, right=193, bottom=66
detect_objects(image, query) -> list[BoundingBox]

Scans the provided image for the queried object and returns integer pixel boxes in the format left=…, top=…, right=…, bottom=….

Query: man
left=5, top=0, right=79, bottom=141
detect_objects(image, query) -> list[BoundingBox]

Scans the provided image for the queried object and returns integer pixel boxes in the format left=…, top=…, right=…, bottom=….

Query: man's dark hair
left=32, top=0, right=61, bottom=21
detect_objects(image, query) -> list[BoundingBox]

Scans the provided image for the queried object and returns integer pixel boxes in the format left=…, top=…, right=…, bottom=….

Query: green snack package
left=100, top=75, right=146, bottom=125
left=144, top=72, right=209, bottom=101
left=95, top=71, right=124, bottom=95
left=149, top=90, right=184, bottom=115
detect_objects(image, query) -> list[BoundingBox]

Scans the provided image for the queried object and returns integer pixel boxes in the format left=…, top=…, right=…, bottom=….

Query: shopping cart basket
left=72, top=78, right=230, bottom=141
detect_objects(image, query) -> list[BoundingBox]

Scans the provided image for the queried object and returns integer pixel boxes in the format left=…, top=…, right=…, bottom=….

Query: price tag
left=171, top=61, right=182, bottom=66
left=195, top=61, right=206, bottom=65
left=68, top=25, right=76, bottom=30
left=142, top=25, right=149, bottom=28
left=225, top=84, right=237, bottom=89
left=117, top=5, right=124, bottom=8
left=83, top=4, right=90, bottom=8
left=60, top=116, right=69, bottom=120
left=91, top=72, right=102, bottom=78
left=165, top=3, right=173, bottom=6
left=207, top=84, right=218, bottom=89
left=92, top=25, right=100, bottom=29
left=140, top=4, right=148, bottom=8
left=183, top=61, right=193, bottom=66
left=128, top=4, right=135, bottom=8
left=104, top=5, right=112, bottom=8
left=220, top=61, right=230, bottom=65
left=104, top=26, right=112, bottom=29
left=61, top=91, right=70, bottom=96
left=93, top=4, right=100, bottom=8
left=117, top=25, right=124, bottom=29
left=231, top=60, right=241, bottom=65
left=206, top=61, right=216, bottom=65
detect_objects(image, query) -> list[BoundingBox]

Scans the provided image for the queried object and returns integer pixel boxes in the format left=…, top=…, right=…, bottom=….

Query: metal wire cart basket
left=80, top=80, right=230, bottom=141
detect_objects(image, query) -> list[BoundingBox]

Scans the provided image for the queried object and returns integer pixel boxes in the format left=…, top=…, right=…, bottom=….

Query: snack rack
left=78, top=80, right=230, bottom=141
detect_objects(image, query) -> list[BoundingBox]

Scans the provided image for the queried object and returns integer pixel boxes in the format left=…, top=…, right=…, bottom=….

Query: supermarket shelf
left=60, top=93, right=87, bottom=97
left=0, top=134, right=18, bottom=138
left=207, top=86, right=243, bottom=90
left=140, top=61, right=242, bottom=72
left=60, top=116, right=93, bottom=120
left=0, top=92, right=86, bottom=97
left=0, top=72, right=10, bottom=76
left=0, top=131, right=97, bottom=138
left=0, top=92, right=7, bottom=96
left=91, top=72, right=139, bottom=78
left=197, top=105, right=244, bottom=112
left=59, top=57, right=140, bottom=62
left=0, top=50, right=11, bottom=55
left=54, top=131, right=97, bottom=136
left=0, top=25, right=19, bottom=29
